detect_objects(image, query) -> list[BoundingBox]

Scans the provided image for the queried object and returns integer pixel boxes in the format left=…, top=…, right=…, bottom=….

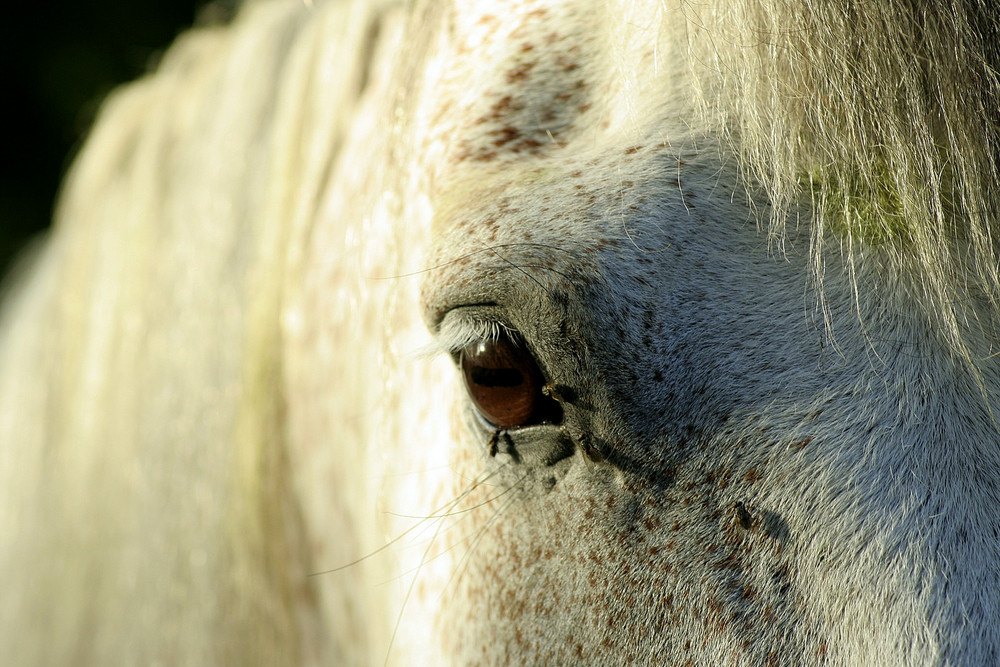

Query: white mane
left=2, top=0, right=999, bottom=664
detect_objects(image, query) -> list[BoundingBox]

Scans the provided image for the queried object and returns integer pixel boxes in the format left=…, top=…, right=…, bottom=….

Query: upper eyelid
left=435, top=314, right=516, bottom=357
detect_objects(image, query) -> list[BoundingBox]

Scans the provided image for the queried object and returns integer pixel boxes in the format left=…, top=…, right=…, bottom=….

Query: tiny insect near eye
left=460, top=333, right=562, bottom=429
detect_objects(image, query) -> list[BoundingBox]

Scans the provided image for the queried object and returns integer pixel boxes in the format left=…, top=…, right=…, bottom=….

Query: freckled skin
left=416, top=10, right=823, bottom=660
left=414, top=1, right=1000, bottom=665
left=424, top=144, right=819, bottom=663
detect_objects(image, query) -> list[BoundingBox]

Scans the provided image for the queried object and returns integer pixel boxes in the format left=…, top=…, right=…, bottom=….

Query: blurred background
left=0, top=1, right=236, bottom=280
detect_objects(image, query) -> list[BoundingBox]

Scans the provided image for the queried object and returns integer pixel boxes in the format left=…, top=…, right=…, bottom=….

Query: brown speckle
left=492, top=126, right=522, bottom=147
left=733, top=502, right=753, bottom=530
left=790, top=437, right=812, bottom=451
left=506, top=61, right=535, bottom=83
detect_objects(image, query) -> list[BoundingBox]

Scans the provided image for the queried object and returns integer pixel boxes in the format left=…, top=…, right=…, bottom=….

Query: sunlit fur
left=2, top=0, right=999, bottom=664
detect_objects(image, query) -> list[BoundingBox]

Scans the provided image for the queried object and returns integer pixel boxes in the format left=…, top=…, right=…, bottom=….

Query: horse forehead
left=412, top=0, right=715, bottom=304
left=415, top=0, right=668, bottom=176
left=420, top=158, right=663, bottom=339
left=420, top=140, right=759, bottom=334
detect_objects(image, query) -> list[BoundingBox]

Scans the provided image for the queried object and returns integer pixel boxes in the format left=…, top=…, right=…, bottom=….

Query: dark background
left=0, top=2, right=229, bottom=279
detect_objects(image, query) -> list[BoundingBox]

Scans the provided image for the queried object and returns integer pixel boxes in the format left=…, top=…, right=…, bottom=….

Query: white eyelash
left=422, top=317, right=514, bottom=359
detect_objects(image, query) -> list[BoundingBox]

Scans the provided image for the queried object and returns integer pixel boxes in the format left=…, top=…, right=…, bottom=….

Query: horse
left=2, top=0, right=999, bottom=663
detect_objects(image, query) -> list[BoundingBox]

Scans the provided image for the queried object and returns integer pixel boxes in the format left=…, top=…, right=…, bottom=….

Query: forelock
left=678, top=0, right=1000, bottom=361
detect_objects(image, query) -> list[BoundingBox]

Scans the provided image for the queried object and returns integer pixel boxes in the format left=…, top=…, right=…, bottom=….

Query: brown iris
left=460, top=335, right=559, bottom=428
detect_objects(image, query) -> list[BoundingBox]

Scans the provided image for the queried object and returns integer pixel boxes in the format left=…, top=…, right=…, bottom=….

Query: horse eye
left=460, top=335, right=560, bottom=429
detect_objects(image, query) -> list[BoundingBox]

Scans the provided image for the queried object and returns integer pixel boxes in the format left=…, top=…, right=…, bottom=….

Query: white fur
left=2, top=0, right=999, bottom=664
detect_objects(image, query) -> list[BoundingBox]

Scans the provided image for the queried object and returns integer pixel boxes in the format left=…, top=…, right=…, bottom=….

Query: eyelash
left=436, top=317, right=515, bottom=358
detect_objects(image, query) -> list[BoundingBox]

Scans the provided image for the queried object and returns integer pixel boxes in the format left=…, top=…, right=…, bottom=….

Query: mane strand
left=685, top=0, right=1000, bottom=357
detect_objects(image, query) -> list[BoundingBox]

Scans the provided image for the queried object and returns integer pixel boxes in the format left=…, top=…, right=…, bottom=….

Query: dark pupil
left=470, top=366, right=525, bottom=388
